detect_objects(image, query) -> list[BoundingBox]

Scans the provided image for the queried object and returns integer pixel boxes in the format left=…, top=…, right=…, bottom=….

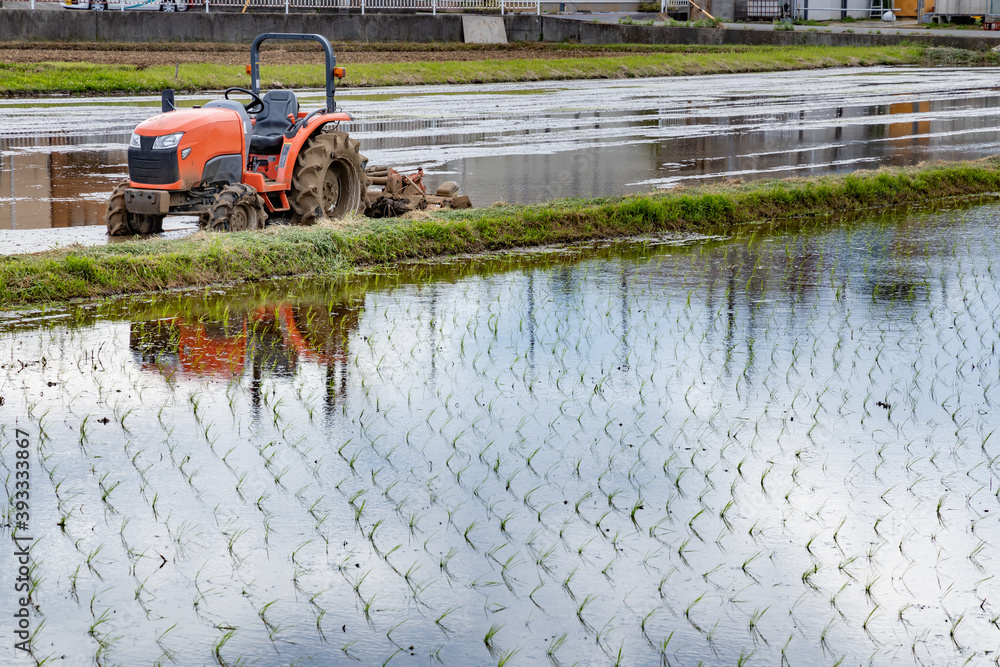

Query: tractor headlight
left=129, top=132, right=141, bottom=148
left=152, top=132, right=184, bottom=150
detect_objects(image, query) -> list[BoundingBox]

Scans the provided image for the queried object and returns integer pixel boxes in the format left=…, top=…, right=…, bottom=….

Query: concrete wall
left=0, top=8, right=997, bottom=50
left=505, top=14, right=543, bottom=42
left=537, top=15, right=1000, bottom=48
left=0, top=8, right=465, bottom=42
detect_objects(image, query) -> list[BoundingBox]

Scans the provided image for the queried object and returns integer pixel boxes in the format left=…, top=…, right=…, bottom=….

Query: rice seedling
left=435, top=607, right=457, bottom=633
left=496, top=648, right=520, bottom=666
left=483, top=623, right=502, bottom=651
left=8, top=200, right=1000, bottom=665
left=949, top=614, right=965, bottom=650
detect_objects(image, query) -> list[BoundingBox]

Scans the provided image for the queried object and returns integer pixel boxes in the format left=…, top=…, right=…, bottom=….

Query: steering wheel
left=224, top=87, right=264, bottom=114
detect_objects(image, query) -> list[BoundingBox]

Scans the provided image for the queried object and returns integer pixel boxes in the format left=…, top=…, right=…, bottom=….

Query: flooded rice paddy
left=3, top=199, right=1000, bottom=665
left=4, top=66, right=1000, bottom=251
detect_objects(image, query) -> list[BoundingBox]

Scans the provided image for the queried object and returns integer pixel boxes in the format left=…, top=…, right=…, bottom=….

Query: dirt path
left=0, top=41, right=671, bottom=66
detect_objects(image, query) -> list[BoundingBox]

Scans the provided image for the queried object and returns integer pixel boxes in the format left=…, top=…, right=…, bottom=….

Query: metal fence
left=38, top=0, right=688, bottom=13
left=740, top=0, right=898, bottom=19
left=791, top=0, right=896, bottom=19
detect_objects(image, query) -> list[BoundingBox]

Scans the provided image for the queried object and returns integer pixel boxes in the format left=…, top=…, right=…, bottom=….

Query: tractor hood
left=129, top=107, right=248, bottom=191
left=134, top=108, right=240, bottom=136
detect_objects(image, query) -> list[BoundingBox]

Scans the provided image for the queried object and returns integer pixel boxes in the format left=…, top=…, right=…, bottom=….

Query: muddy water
left=2, top=201, right=1000, bottom=665
left=3, top=66, right=1000, bottom=251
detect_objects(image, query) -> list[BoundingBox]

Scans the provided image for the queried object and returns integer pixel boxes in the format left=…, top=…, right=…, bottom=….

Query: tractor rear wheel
left=207, top=184, right=268, bottom=232
left=289, top=132, right=369, bottom=226
left=106, top=181, right=164, bottom=236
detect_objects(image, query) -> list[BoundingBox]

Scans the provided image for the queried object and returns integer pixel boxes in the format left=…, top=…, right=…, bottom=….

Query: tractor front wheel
left=207, top=184, right=268, bottom=232
left=289, top=132, right=369, bottom=226
left=106, top=181, right=164, bottom=236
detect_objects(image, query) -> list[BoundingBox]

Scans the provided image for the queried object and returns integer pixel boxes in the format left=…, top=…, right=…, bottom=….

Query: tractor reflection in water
left=129, top=297, right=361, bottom=413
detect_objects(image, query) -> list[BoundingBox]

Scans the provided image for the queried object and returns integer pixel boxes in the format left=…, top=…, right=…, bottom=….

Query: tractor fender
left=274, top=112, right=353, bottom=184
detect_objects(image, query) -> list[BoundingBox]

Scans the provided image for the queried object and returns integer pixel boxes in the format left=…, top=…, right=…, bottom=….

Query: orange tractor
left=107, top=33, right=369, bottom=234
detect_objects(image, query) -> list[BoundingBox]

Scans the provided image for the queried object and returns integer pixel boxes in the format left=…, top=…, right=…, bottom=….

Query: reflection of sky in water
left=4, top=66, right=1000, bottom=245
left=1, top=202, right=999, bottom=664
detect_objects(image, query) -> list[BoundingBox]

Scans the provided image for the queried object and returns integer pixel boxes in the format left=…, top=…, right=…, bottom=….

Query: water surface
left=1, top=201, right=999, bottom=664
left=4, top=66, right=1000, bottom=251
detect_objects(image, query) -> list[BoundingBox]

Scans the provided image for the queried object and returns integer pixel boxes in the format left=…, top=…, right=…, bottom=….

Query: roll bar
left=249, top=33, right=338, bottom=113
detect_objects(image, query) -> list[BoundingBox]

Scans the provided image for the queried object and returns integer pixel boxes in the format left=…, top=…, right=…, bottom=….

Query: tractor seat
left=250, top=90, right=299, bottom=155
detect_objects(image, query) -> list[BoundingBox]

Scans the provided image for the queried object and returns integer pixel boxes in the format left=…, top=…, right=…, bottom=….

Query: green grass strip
left=3, top=158, right=1000, bottom=308
left=0, top=45, right=935, bottom=94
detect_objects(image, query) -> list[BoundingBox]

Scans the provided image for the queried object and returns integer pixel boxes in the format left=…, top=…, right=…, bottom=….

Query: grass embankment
left=0, top=44, right=946, bottom=94
left=3, top=159, right=1000, bottom=307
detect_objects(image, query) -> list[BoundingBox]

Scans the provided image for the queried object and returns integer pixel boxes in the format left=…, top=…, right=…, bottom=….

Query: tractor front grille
left=128, top=138, right=179, bottom=186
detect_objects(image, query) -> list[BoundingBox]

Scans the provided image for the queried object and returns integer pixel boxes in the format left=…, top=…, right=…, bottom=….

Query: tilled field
left=0, top=40, right=684, bottom=66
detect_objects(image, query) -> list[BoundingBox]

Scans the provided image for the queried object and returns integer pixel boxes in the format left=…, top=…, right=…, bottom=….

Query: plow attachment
left=364, top=166, right=472, bottom=218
